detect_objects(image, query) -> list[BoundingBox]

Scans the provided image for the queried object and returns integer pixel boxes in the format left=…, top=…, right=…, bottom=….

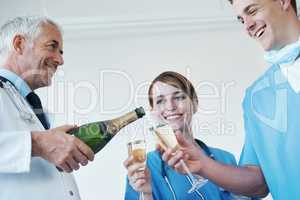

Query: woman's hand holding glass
left=123, top=156, right=152, bottom=195
left=124, top=131, right=153, bottom=200
left=158, top=131, right=208, bottom=187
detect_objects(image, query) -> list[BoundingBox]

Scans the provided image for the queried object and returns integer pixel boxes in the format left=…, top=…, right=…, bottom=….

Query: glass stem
left=179, top=159, right=197, bottom=183
left=139, top=192, right=144, bottom=200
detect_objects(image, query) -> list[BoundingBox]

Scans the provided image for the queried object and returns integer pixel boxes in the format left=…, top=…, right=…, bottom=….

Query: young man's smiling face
left=233, top=0, right=291, bottom=51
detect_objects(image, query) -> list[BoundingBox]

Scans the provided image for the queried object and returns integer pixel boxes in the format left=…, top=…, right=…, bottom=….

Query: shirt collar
left=280, top=59, right=300, bottom=93
left=0, top=68, right=32, bottom=97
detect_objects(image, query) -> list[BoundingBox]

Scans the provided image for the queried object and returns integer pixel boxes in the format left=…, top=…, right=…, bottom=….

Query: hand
left=159, top=131, right=207, bottom=175
left=31, top=124, right=95, bottom=173
left=123, top=156, right=152, bottom=195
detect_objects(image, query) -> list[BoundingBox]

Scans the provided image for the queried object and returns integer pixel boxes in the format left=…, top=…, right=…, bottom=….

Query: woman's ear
left=12, top=35, right=26, bottom=55
left=192, top=98, right=198, bottom=114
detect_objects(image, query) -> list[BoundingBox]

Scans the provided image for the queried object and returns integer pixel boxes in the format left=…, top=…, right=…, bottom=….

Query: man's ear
left=279, top=0, right=292, bottom=11
left=12, top=35, right=26, bottom=55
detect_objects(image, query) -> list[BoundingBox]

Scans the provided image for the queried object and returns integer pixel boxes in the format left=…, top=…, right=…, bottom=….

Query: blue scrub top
left=240, top=64, right=300, bottom=199
left=125, top=139, right=249, bottom=200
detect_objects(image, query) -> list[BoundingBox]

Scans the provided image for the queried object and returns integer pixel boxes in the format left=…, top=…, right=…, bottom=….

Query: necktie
left=26, top=92, right=50, bottom=129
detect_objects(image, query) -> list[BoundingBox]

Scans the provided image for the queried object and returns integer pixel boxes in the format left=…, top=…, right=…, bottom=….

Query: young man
left=0, top=16, right=94, bottom=199
left=160, top=0, right=300, bottom=199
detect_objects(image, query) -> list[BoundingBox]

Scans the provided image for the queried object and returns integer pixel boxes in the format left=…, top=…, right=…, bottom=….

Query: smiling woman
left=148, top=71, right=198, bottom=135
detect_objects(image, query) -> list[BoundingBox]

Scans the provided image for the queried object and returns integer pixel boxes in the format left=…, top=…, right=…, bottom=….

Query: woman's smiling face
left=150, top=81, right=195, bottom=131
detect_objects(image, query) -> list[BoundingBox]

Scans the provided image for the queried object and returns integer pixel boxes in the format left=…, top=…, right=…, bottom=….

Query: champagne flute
left=127, top=132, right=147, bottom=200
left=151, top=123, right=208, bottom=193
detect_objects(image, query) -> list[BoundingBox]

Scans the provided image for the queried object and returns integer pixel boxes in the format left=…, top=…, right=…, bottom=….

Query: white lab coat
left=0, top=81, right=81, bottom=200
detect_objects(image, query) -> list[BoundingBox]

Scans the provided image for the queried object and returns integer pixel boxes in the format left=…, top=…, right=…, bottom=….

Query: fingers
left=127, top=162, right=146, bottom=177
left=59, top=154, right=91, bottom=173
left=73, top=150, right=89, bottom=166
left=72, top=148, right=89, bottom=166
left=156, top=143, right=165, bottom=154
left=129, top=171, right=147, bottom=186
left=75, top=138, right=94, bottom=162
left=54, top=124, right=77, bottom=133
left=43, top=127, right=94, bottom=172
left=175, top=131, right=191, bottom=147
left=123, top=156, right=134, bottom=169
left=167, top=151, right=184, bottom=167
left=133, top=179, right=147, bottom=189
left=62, top=138, right=94, bottom=172
left=161, top=147, right=182, bottom=161
left=53, top=125, right=94, bottom=162
left=66, top=156, right=80, bottom=171
left=161, top=148, right=173, bottom=162
left=160, top=145, right=186, bottom=174
left=161, top=148, right=184, bottom=169
left=59, top=163, right=72, bottom=173
left=58, top=150, right=90, bottom=173
left=128, top=169, right=150, bottom=192
left=124, top=156, right=152, bottom=193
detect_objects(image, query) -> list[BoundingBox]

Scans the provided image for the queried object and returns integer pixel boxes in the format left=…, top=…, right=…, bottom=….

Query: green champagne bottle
left=68, top=107, right=145, bottom=153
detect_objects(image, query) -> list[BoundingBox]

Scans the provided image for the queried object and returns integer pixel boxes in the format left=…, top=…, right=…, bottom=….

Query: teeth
left=255, top=28, right=265, bottom=38
left=166, top=115, right=181, bottom=120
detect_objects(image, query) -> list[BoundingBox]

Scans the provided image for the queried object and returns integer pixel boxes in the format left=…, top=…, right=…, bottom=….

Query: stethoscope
left=160, top=139, right=215, bottom=200
left=0, top=79, right=35, bottom=123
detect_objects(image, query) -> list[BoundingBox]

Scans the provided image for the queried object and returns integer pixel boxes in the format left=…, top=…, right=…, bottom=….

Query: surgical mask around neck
left=264, top=38, right=300, bottom=66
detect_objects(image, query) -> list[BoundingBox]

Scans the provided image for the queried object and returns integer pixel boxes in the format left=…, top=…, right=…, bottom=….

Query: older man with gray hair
left=0, top=16, right=94, bottom=200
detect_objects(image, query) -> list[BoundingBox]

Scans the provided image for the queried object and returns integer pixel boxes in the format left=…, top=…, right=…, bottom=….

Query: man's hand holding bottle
left=31, top=124, right=95, bottom=173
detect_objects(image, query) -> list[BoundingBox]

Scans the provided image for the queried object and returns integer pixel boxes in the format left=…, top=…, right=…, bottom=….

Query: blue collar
left=194, top=139, right=214, bottom=159
left=0, top=68, right=32, bottom=98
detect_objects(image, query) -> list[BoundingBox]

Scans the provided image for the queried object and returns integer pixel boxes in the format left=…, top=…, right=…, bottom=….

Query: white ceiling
left=1, top=0, right=300, bottom=39
left=0, top=0, right=234, bottom=21
left=2, top=0, right=300, bottom=23
left=0, top=0, right=237, bottom=39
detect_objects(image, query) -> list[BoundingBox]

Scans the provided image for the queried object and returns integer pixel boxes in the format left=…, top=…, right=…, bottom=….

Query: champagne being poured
left=68, top=107, right=145, bottom=154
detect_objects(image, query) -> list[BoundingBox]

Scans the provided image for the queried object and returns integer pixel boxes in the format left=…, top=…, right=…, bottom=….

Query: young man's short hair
left=227, top=0, right=297, bottom=15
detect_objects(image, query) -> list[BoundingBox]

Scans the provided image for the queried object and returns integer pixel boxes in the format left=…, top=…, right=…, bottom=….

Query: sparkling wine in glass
left=127, top=132, right=147, bottom=199
left=130, top=140, right=147, bottom=171
left=151, top=124, right=208, bottom=193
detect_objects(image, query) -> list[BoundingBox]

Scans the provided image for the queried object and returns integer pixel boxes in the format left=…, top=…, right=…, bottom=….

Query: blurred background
left=3, top=0, right=299, bottom=199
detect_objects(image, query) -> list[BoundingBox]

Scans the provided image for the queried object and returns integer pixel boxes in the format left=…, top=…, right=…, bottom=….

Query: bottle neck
left=106, top=111, right=139, bottom=134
